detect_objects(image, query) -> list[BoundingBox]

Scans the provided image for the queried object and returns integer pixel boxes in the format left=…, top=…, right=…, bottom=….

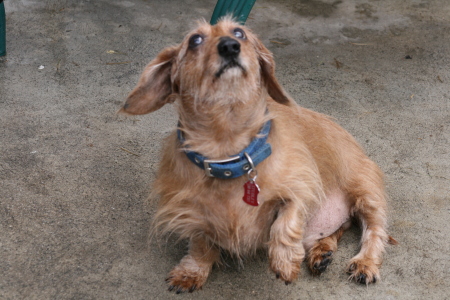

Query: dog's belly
left=302, top=190, right=351, bottom=251
left=204, top=190, right=350, bottom=254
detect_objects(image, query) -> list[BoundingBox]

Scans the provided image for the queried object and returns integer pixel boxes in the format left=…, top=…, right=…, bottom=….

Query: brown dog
left=120, top=17, right=395, bottom=293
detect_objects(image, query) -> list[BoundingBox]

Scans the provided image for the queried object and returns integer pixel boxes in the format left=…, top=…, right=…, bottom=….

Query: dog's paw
left=165, top=262, right=209, bottom=293
left=347, top=258, right=380, bottom=284
left=165, top=271, right=205, bottom=294
left=308, top=250, right=333, bottom=276
left=269, top=242, right=304, bottom=285
left=270, top=260, right=301, bottom=285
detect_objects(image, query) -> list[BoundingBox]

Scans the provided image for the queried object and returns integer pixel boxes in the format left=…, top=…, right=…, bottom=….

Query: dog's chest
left=196, top=187, right=276, bottom=253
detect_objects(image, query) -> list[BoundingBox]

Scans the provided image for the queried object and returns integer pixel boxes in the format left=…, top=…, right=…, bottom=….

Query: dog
left=120, top=17, right=396, bottom=293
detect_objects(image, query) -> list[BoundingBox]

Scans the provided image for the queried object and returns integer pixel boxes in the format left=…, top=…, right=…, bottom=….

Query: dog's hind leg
left=345, top=161, right=391, bottom=284
left=166, top=237, right=220, bottom=293
left=307, top=220, right=351, bottom=275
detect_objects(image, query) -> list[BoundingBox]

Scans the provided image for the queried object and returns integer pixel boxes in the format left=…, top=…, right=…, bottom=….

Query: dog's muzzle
left=215, top=37, right=245, bottom=78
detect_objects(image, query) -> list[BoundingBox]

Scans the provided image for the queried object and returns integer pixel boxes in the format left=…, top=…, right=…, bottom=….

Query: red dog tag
left=243, top=180, right=260, bottom=206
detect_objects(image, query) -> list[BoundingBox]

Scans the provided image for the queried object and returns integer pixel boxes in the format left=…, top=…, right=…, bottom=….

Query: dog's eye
left=233, top=28, right=246, bottom=39
left=189, top=34, right=204, bottom=48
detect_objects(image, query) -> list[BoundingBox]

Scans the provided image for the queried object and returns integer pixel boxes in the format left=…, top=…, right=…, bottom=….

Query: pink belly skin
left=302, top=190, right=351, bottom=251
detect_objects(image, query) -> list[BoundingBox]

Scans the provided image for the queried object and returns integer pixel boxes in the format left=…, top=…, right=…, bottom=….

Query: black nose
left=218, top=37, right=240, bottom=58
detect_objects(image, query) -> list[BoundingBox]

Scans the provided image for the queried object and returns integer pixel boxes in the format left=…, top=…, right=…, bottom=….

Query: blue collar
left=177, top=120, right=272, bottom=179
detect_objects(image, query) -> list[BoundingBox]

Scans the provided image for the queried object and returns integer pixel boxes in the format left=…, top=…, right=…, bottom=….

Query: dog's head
left=120, top=18, right=289, bottom=115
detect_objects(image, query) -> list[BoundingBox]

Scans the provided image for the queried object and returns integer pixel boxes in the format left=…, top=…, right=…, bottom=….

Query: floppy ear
left=255, top=40, right=291, bottom=105
left=120, top=46, right=179, bottom=115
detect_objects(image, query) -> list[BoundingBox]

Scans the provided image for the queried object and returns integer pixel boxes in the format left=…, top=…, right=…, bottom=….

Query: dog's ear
left=120, top=46, right=179, bottom=115
left=255, top=40, right=290, bottom=105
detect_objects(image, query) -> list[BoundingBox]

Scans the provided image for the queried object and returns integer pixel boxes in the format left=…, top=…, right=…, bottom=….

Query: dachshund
left=120, top=17, right=396, bottom=293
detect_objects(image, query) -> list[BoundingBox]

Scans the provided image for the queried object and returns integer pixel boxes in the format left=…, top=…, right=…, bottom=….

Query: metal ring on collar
left=244, top=152, right=257, bottom=180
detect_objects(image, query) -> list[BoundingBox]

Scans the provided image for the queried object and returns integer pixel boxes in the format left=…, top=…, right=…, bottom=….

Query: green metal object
left=210, top=0, right=257, bottom=25
left=0, top=0, right=5, bottom=56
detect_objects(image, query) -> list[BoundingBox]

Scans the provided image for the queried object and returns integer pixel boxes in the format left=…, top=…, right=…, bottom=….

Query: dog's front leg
left=166, top=236, right=220, bottom=293
left=268, top=201, right=305, bottom=284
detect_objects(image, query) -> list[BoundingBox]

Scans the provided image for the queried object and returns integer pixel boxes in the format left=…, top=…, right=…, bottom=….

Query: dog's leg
left=346, top=165, right=390, bottom=284
left=307, top=220, right=351, bottom=275
left=166, top=237, right=220, bottom=293
left=268, top=201, right=305, bottom=284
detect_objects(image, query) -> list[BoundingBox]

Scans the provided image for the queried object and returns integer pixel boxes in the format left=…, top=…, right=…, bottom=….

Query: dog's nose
left=218, top=37, right=240, bottom=58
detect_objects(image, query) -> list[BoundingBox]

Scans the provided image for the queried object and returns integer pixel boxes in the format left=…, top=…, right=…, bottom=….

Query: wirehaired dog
left=120, top=18, right=396, bottom=293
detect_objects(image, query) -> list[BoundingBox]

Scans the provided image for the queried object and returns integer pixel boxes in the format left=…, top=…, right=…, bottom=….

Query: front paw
left=269, top=241, right=305, bottom=285
left=271, top=261, right=301, bottom=284
left=165, top=256, right=210, bottom=293
left=270, top=249, right=304, bottom=285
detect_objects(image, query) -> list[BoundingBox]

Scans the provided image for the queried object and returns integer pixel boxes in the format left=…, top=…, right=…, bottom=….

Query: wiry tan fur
left=120, top=17, right=396, bottom=293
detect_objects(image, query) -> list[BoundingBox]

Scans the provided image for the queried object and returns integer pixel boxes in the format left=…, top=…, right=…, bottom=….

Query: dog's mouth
left=215, top=59, right=246, bottom=78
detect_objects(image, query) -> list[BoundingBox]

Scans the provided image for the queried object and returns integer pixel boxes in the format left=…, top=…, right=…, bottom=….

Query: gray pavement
left=1, top=0, right=449, bottom=299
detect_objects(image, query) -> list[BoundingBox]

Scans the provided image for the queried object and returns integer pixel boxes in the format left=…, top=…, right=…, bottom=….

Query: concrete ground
left=1, top=0, right=449, bottom=299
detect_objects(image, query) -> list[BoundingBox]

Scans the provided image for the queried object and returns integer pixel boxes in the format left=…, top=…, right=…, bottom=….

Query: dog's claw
left=348, top=263, right=356, bottom=272
left=355, top=273, right=377, bottom=284
left=176, top=288, right=183, bottom=294
left=189, top=285, right=197, bottom=293
left=276, top=272, right=280, bottom=279
left=168, top=285, right=175, bottom=292
left=322, top=251, right=333, bottom=258
left=356, top=274, right=367, bottom=284
left=285, top=281, right=291, bottom=285
left=313, top=257, right=332, bottom=274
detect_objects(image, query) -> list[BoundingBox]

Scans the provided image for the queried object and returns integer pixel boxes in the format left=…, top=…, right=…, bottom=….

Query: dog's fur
left=120, top=18, right=395, bottom=293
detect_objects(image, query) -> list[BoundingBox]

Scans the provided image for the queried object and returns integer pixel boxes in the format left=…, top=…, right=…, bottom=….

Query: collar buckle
left=203, top=156, right=240, bottom=177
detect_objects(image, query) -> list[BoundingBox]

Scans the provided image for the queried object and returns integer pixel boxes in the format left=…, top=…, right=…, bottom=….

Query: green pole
left=0, top=0, right=5, bottom=56
left=210, top=0, right=257, bottom=25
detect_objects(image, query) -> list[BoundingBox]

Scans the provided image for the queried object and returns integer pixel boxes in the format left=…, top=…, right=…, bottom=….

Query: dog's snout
left=218, top=37, right=240, bottom=58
